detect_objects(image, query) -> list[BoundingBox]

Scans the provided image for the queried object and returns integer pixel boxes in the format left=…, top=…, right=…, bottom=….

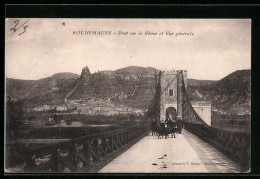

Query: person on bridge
left=166, top=114, right=177, bottom=138
left=167, top=118, right=173, bottom=127
left=177, top=117, right=183, bottom=134
left=151, top=119, right=157, bottom=136
left=171, top=118, right=177, bottom=138
left=158, top=121, right=168, bottom=139
left=164, top=118, right=169, bottom=128
left=166, top=118, right=175, bottom=138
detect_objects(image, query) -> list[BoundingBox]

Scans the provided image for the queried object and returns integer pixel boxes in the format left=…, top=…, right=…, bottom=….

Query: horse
left=167, top=120, right=177, bottom=138
left=151, top=120, right=157, bottom=136
left=157, top=122, right=168, bottom=139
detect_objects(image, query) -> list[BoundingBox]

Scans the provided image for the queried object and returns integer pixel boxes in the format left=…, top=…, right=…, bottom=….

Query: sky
left=5, top=18, right=251, bottom=80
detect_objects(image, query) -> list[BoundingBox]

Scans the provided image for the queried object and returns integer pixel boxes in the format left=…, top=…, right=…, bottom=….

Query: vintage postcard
left=5, top=18, right=251, bottom=173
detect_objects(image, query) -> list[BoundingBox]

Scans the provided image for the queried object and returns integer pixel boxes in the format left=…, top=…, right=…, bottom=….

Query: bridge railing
left=183, top=122, right=250, bottom=171
left=6, top=124, right=150, bottom=173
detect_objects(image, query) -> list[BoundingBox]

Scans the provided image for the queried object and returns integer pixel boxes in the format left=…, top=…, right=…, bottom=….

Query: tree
left=66, top=119, right=72, bottom=126
left=28, top=115, right=36, bottom=122
left=6, top=97, right=23, bottom=140
left=53, top=114, right=63, bottom=123
left=130, top=114, right=135, bottom=120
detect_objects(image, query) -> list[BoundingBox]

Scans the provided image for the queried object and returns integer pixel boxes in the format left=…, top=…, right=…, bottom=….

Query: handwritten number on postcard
left=18, top=25, right=28, bottom=35
left=9, top=19, right=30, bottom=36
left=10, top=20, right=19, bottom=32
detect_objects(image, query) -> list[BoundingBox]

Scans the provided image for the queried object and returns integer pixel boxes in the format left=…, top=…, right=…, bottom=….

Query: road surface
left=99, top=129, right=241, bottom=173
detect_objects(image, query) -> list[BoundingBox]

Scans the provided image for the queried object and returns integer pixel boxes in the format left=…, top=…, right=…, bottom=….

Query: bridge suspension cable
left=181, top=71, right=208, bottom=125
left=145, top=71, right=179, bottom=123
left=139, top=70, right=208, bottom=126
left=160, top=71, right=179, bottom=96
left=141, top=71, right=181, bottom=124
left=136, top=71, right=162, bottom=125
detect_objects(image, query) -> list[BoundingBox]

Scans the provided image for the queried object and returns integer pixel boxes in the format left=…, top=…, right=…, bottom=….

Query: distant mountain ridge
left=114, top=66, right=157, bottom=75
left=187, top=79, right=216, bottom=86
left=6, top=72, right=80, bottom=104
left=187, top=69, right=251, bottom=112
left=49, top=72, right=80, bottom=80
left=5, top=67, right=251, bottom=113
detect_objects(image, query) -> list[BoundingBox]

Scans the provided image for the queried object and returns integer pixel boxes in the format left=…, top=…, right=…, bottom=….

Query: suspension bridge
left=5, top=70, right=250, bottom=173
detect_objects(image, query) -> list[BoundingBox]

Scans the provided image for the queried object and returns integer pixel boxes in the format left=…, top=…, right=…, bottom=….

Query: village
left=27, top=97, right=146, bottom=117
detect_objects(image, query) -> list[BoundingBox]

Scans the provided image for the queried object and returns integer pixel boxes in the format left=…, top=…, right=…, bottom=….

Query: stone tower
left=159, top=70, right=188, bottom=122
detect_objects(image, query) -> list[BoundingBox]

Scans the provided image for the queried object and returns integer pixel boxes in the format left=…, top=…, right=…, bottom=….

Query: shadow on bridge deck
left=99, top=129, right=241, bottom=173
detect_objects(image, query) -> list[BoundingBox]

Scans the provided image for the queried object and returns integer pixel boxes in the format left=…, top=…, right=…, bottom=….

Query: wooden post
left=122, top=133, right=126, bottom=144
left=117, top=134, right=121, bottom=146
left=106, top=138, right=112, bottom=153
left=24, top=153, right=36, bottom=172
left=50, top=148, right=61, bottom=172
left=73, top=143, right=78, bottom=171
left=93, top=139, right=100, bottom=161
left=101, top=138, right=107, bottom=155
left=112, top=135, right=118, bottom=150
left=110, top=136, right=114, bottom=151
left=82, top=140, right=91, bottom=166
left=67, top=143, right=78, bottom=172
left=130, top=131, right=133, bottom=140
left=126, top=132, right=129, bottom=142
left=117, top=134, right=122, bottom=147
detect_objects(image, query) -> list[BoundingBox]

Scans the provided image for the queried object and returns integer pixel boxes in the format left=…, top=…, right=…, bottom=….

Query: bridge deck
left=99, top=129, right=241, bottom=173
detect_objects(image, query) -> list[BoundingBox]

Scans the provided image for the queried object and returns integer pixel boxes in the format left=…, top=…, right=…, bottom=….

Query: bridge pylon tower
left=159, top=70, right=187, bottom=122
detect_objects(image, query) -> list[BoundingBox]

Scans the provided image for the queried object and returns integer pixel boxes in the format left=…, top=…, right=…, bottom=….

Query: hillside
left=187, top=70, right=251, bottom=112
left=212, top=70, right=251, bottom=111
left=5, top=67, right=251, bottom=113
left=187, top=79, right=216, bottom=86
left=6, top=73, right=80, bottom=106
left=48, top=72, right=79, bottom=80
left=114, top=66, right=157, bottom=75
left=69, top=66, right=156, bottom=109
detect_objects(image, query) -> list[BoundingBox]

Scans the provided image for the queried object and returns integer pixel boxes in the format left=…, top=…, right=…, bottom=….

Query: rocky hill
left=187, top=70, right=251, bottom=112
left=6, top=67, right=251, bottom=113
left=69, top=66, right=156, bottom=109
